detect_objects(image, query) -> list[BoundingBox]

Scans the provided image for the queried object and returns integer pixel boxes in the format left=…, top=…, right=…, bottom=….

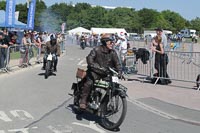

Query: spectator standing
left=151, top=32, right=171, bottom=85
left=57, top=33, right=64, bottom=53
left=97, top=34, right=101, bottom=46
left=42, top=32, right=48, bottom=43
left=115, top=35, right=128, bottom=71
left=0, top=31, right=8, bottom=69
left=192, top=34, right=198, bottom=43
left=19, top=33, right=31, bottom=67
left=35, top=32, right=43, bottom=64
left=155, top=28, right=168, bottom=51
left=90, top=34, right=94, bottom=47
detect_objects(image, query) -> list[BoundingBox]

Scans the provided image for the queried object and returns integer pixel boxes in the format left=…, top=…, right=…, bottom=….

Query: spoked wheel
left=100, top=95, right=127, bottom=130
left=45, top=61, right=51, bottom=79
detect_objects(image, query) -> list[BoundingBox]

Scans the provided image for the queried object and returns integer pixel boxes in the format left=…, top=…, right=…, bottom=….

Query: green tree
left=108, top=7, right=141, bottom=32
left=161, top=10, right=187, bottom=32
left=34, top=0, right=47, bottom=28
left=138, top=8, right=159, bottom=29
left=50, top=3, right=74, bottom=22
left=190, top=17, right=200, bottom=32
left=74, top=3, right=91, bottom=13
left=16, top=0, right=47, bottom=29
left=16, top=4, right=27, bottom=24
left=2, top=1, right=199, bottom=32
left=0, top=1, right=6, bottom=10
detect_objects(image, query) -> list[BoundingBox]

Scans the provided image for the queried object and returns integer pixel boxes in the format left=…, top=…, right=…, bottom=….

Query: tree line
left=0, top=0, right=200, bottom=34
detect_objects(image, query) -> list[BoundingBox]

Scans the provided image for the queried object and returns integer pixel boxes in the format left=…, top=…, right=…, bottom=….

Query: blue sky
left=16, top=0, right=199, bottom=20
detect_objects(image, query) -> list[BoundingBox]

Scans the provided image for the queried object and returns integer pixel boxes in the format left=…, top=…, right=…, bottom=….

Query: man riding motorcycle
left=42, top=34, right=60, bottom=72
left=79, top=33, right=121, bottom=109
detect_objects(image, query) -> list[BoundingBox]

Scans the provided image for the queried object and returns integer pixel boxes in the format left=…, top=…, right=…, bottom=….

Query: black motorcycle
left=80, top=39, right=86, bottom=49
left=71, top=67, right=128, bottom=130
left=44, top=53, right=55, bottom=79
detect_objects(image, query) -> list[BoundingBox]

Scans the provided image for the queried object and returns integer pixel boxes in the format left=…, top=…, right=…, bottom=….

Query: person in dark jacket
left=151, top=35, right=171, bottom=85
left=42, top=34, right=60, bottom=72
left=79, top=33, right=121, bottom=109
left=0, top=32, right=8, bottom=69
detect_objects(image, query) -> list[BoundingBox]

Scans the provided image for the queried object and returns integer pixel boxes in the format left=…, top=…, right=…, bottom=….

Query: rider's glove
left=118, top=71, right=125, bottom=80
left=99, top=67, right=109, bottom=74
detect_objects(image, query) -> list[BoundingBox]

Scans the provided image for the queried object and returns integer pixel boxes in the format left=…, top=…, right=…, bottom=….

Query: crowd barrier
left=4, top=36, right=196, bottom=87
left=129, top=40, right=200, bottom=87
left=0, top=44, right=44, bottom=73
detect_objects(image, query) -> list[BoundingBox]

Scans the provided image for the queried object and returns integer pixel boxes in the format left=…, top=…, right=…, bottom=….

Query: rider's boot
left=41, top=63, right=46, bottom=70
left=79, top=78, right=93, bottom=109
left=79, top=95, right=87, bottom=109
left=53, top=59, right=58, bottom=72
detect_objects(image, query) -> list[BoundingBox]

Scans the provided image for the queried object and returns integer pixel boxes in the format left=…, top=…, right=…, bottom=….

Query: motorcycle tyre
left=100, top=95, right=127, bottom=131
left=81, top=43, right=85, bottom=50
left=45, top=61, right=51, bottom=79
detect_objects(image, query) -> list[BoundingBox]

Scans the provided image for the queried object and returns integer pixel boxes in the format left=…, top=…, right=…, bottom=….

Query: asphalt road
left=0, top=44, right=200, bottom=133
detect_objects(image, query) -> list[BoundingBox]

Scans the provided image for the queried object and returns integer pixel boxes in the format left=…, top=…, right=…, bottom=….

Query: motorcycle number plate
left=47, top=54, right=53, bottom=61
left=112, top=76, right=119, bottom=83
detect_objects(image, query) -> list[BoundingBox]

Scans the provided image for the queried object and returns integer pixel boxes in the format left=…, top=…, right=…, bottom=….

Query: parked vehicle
left=180, top=29, right=196, bottom=38
left=71, top=67, right=128, bottom=131
left=129, top=33, right=141, bottom=41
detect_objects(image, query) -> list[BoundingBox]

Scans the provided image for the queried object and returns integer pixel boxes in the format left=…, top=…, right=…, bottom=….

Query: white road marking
left=47, top=125, right=73, bottom=133
left=127, top=98, right=178, bottom=119
left=47, top=125, right=62, bottom=133
left=72, top=121, right=106, bottom=133
left=8, top=128, right=29, bottom=133
left=31, top=126, right=38, bottom=129
left=10, top=110, right=34, bottom=120
left=128, top=98, right=200, bottom=125
left=0, top=130, right=5, bottom=133
left=0, top=111, right=12, bottom=122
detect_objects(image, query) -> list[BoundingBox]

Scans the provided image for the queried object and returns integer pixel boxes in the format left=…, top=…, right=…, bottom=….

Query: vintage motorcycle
left=80, top=39, right=86, bottom=49
left=71, top=67, right=128, bottom=130
left=44, top=53, right=56, bottom=79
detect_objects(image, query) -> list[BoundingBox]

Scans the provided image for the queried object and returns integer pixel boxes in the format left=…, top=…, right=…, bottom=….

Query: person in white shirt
left=115, top=35, right=128, bottom=70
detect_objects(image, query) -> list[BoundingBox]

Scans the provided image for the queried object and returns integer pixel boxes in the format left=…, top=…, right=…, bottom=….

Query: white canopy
left=91, top=27, right=127, bottom=35
left=67, top=27, right=91, bottom=35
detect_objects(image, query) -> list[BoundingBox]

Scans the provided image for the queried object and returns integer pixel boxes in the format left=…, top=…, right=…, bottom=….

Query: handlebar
left=108, top=67, right=119, bottom=75
left=109, top=67, right=126, bottom=80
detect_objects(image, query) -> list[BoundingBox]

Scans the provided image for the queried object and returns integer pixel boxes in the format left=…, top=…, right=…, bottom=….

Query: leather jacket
left=45, top=41, right=60, bottom=56
left=87, top=45, right=121, bottom=79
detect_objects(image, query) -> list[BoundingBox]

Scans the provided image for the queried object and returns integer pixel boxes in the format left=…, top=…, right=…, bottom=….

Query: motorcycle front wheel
left=45, top=61, right=51, bottom=79
left=100, top=94, right=127, bottom=130
left=80, top=42, right=85, bottom=49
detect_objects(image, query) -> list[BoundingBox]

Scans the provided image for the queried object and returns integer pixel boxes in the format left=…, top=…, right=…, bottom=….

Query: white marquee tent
left=91, top=27, right=127, bottom=35
left=67, top=27, right=91, bottom=35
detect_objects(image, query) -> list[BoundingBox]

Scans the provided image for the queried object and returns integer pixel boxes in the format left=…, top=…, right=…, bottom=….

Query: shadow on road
left=24, top=97, right=73, bottom=128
